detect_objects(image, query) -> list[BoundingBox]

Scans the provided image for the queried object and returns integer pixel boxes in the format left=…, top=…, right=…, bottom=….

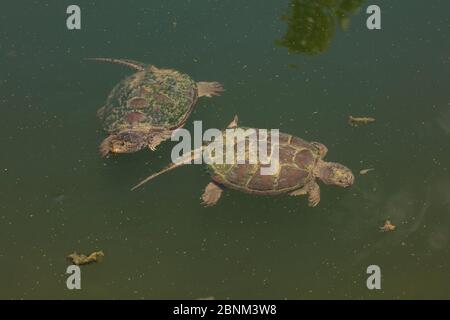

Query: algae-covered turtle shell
left=206, top=130, right=321, bottom=195
left=102, top=68, right=198, bottom=132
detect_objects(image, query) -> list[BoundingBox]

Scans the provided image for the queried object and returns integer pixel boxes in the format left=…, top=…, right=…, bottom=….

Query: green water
left=0, top=0, right=449, bottom=299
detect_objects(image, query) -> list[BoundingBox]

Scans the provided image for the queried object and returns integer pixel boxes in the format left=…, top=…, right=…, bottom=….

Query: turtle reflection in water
left=277, top=0, right=364, bottom=55
left=132, top=117, right=354, bottom=207
left=88, top=58, right=224, bottom=157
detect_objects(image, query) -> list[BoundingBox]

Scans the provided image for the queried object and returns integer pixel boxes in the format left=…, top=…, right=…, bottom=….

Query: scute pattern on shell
left=102, top=68, right=197, bottom=133
left=207, top=130, right=321, bottom=195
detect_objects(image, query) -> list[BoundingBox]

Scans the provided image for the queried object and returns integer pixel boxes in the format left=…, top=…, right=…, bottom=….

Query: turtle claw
left=307, top=182, right=321, bottom=207
left=308, top=198, right=320, bottom=207
left=148, top=131, right=172, bottom=152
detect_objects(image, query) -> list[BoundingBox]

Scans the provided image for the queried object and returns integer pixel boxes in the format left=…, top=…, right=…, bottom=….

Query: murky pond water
left=0, top=0, right=449, bottom=299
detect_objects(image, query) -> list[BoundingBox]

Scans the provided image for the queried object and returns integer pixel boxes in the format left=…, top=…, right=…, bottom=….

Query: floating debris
left=348, top=115, right=376, bottom=127
left=379, top=220, right=396, bottom=232
left=359, top=168, right=375, bottom=175
left=196, top=296, right=215, bottom=300
left=67, top=251, right=104, bottom=266
left=52, top=193, right=67, bottom=204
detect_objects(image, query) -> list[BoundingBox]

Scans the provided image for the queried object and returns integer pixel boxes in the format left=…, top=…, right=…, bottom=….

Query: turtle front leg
left=310, top=141, right=328, bottom=159
left=197, top=82, right=224, bottom=98
left=289, top=182, right=321, bottom=207
left=201, top=182, right=223, bottom=207
left=307, top=182, right=321, bottom=207
left=99, top=135, right=114, bottom=158
left=147, top=131, right=172, bottom=151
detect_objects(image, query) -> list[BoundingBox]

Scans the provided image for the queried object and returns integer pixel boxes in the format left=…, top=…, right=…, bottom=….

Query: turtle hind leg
left=289, top=187, right=307, bottom=197
left=201, top=182, right=223, bottom=207
left=227, top=115, right=239, bottom=129
left=197, top=81, right=224, bottom=98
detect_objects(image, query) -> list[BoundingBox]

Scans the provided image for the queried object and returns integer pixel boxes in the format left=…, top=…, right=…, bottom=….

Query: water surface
left=0, top=0, right=449, bottom=299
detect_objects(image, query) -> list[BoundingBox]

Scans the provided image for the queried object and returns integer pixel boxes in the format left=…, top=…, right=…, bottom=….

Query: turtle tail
left=131, top=146, right=204, bottom=191
left=85, top=57, right=147, bottom=71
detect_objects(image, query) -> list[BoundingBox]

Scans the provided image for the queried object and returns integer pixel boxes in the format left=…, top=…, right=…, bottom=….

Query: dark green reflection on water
left=277, top=0, right=364, bottom=55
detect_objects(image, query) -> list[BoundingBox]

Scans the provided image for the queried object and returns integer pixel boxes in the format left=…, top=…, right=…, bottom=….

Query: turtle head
left=100, top=130, right=147, bottom=157
left=317, top=161, right=354, bottom=188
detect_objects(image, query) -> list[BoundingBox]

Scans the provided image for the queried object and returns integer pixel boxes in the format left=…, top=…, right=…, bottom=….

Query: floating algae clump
left=67, top=251, right=105, bottom=266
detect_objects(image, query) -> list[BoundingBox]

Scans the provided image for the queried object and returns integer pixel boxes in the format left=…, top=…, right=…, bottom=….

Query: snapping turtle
left=132, top=117, right=354, bottom=207
left=88, top=58, right=224, bottom=157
